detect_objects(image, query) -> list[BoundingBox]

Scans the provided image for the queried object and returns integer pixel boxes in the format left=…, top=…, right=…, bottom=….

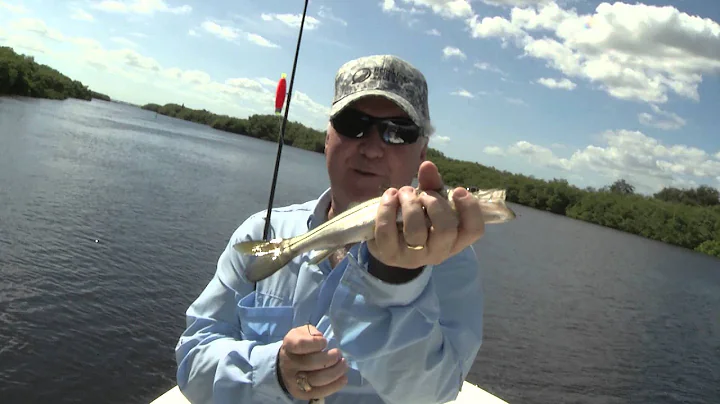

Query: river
left=1, top=97, right=718, bottom=404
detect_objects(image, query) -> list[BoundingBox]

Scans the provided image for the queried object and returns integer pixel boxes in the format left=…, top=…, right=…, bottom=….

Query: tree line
left=3, top=43, right=715, bottom=258
left=0, top=46, right=110, bottom=101
left=142, top=102, right=720, bottom=259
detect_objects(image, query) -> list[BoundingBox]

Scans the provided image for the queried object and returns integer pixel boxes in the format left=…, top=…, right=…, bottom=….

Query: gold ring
left=296, top=373, right=312, bottom=392
left=406, top=243, right=425, bottom=250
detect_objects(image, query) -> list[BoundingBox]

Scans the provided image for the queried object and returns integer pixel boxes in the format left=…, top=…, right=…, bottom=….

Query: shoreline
left=1, top=42, right=718, bottom=260
left=139, top=102, right=720, bottom=260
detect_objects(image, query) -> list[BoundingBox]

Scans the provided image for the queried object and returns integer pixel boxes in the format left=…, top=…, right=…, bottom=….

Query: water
left=0, top=97, right=718, bottom=404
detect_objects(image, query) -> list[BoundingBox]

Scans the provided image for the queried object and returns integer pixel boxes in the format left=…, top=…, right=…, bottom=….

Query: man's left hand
left=367, top=161, right=486, bottom=270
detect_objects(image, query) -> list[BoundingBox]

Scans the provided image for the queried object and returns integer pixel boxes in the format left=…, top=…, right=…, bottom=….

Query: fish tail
left=232, top=238, right=295, bottom=282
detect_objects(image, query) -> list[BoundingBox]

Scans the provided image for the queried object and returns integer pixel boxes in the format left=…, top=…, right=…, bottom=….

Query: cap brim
left=330, top=90, right=423, bottom=129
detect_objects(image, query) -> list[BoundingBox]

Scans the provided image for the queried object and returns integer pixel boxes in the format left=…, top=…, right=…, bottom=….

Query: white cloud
left=481, top=0, right=552, bottom=6
left=491, top=130, right=720, bottom=193
left=2, top=17, right=328, bottom=128
left=261, top=13, right=321, bottom=30
left=0, top=1, right=28, bottom=13
left=451, top=89, right=474, bottom=98
left=505, top=97, right=527, bottom=105
left=200, top=20, right=279, bottom=48
left=1, top=34, right=49, bottom=54
left=537, top=77, right=576, bottom=90
left=433, top=135, right=451, bottom=144
left=399, top=0, right=473, bottom=19
left=381, top=0, right=425, bottom=15
left=91, top=0, right=191, bottom=15
left=246, top=33, right=279, bottom=48
left=110, top=36, right=139, bottom=48
left=188, top=29, right=198, bottom=37
left=71, top=9, right=95, bottom=21
left=474, top=61, right=506, bottom=75
left=10, top=18, right=65, bottom=42
left=256, top=77, right=278, bottom=87
left=467, top=14, right=527, bottom=43
left=483, top=146, right=505, bottom=156
left=508, top=140, right=570, bottom=170
left=442, top=46, right=466, bottom=59
left=293, top=91, right=331, bottom=118
left=223, top=77, right=265, bottom=91
left=317, top=6, right=348, bottom=26
left=426, top=28, right=441, bottom=36
left=201, top=20, right=239, bottom=40
left=638, top=104, right=686, bottom=130
left=465, top=1, right=720, bottom=105
left=162, top=68, right=212, bottom=85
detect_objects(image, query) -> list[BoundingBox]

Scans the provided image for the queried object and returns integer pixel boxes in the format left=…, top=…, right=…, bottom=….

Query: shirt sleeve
left=174, top=215, right=295, bottom=404
left=328, top=242, right=484, bottom=404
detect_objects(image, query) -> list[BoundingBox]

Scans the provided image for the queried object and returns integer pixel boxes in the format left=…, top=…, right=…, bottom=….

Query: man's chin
left=345, top=184, right=387, bottom=203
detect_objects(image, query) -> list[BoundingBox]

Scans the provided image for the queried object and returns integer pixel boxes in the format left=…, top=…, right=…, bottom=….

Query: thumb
left=417, top=160, right=443, bottom=192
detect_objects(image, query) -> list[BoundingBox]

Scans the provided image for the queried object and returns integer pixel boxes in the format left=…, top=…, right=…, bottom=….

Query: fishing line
left=262, top=0, right=310, bottom=241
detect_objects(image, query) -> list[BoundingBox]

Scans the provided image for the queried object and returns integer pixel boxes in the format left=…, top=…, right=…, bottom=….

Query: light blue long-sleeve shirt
left=175, top=188, right=485, bottom=404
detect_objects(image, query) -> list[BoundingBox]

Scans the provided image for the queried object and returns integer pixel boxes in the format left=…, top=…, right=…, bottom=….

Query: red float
left=275, top=73, right=287, bottom=115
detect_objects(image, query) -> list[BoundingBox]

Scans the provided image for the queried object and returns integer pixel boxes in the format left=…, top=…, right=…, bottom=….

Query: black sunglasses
left=330, top=108, right=423, bottom=145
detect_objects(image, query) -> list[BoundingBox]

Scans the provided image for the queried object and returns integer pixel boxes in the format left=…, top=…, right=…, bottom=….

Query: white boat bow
left=150, top=381, right=508, bottom=404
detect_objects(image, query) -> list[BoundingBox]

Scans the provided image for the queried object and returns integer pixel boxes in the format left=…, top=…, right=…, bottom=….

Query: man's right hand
left=278, top=324, right=349, bottom=400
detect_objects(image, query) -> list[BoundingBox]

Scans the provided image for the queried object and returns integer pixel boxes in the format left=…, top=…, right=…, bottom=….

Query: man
left=175, top=55, right=486, bottom=404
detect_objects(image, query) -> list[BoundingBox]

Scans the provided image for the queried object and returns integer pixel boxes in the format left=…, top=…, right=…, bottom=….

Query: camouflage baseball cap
left=330, top=55, right=432, bottom=136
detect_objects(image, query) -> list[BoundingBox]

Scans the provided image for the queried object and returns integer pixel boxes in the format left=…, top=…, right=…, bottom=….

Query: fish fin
left=309, top=248, right=334, bottom=266
left=232, top=238, right=294, bottom=282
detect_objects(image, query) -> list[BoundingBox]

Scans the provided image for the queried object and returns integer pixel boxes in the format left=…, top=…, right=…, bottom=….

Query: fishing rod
left=262, top=0, right=310, bottom=241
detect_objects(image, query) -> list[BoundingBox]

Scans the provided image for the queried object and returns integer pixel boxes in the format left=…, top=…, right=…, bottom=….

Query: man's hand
left=367, top=160, right=485, bottom=269
left=278, top=325, right=349, bottom=400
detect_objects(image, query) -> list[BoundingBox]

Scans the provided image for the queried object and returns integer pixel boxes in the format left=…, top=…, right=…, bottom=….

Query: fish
left=233, top=186, right=516, bottom=282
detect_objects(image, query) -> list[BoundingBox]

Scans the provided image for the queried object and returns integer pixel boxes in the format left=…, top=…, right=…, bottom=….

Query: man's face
left=325, top=96, right=428, bottom=212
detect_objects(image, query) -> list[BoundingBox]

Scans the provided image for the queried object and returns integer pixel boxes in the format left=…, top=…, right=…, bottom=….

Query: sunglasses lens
left=379, top=120, right=421, bottom=145
left=331, top=108, right=422, bottom=145
left=331, top=109, right=371, bottom=139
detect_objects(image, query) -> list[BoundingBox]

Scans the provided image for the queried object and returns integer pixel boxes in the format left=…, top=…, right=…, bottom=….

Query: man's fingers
left=419, top=190, right=458, bottom=261
left=373, top=188, right=401, bottom=256
left=290, top=348, right=343, bottom=372
left=300, top=374, right=349, bottom=401
left=417, top=161, right=443, bottom=192
left=283, top=327, right=327, bottom=355
left=306, top=357, right=348, bottom=387
left=398, top=186, right=428, bottom=248
left=451, top=187, right=485, bottom=255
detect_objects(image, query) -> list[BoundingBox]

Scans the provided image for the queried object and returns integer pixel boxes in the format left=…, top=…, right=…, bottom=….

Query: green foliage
left=696, top=239, right=720, bottom=257
left=142, top=103, right=326, bottom=153
left=90, top=90, right=111, bottom=101
left=0, top=46, right=109, bottom=101
left=144, top=104, right=720, bottom=260
left=654, top=185, right=720, bottom=207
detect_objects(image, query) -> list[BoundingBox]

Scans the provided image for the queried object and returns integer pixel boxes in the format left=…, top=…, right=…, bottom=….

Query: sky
left=1, top=0, right=719, bottom=195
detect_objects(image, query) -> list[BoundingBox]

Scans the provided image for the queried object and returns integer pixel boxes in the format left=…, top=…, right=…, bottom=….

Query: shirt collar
left=307, top=187, right=333, bottom=230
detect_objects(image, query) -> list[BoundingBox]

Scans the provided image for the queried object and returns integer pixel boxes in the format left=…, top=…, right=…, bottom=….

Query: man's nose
left=358, top=125, right=385, bottom=159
